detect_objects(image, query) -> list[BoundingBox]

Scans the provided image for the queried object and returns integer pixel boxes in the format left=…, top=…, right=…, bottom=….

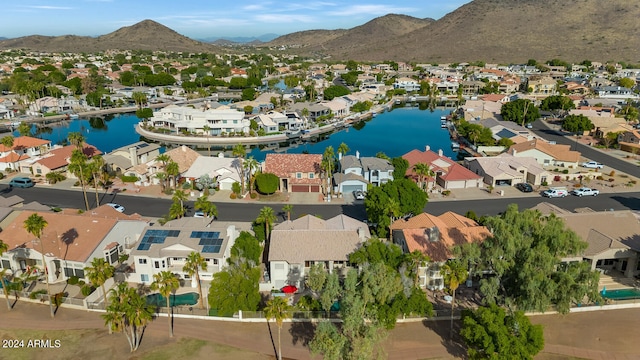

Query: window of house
left=309, top=173, right=314, bottom=179
left=161, top=260, right=165, bottom=268
left=36, top=168, right=42, bottom=174
left=141, top=274, right=149, bottom=282
left=233, top=120, right=238, bottom=124
left=212, top=259, right=218, bottom=265
left=274, top=263, right=285, bottom=270
left=604, top=259, right=615, bottom=266
left=296, top=172, right=302, bottom=179
left=223, top=120, right=227, bottom=124
left=138, top=258, right=147, bottom=265
left=304, top=261, right=311, bottom=268
left=154, top=261, right=160, bottom=269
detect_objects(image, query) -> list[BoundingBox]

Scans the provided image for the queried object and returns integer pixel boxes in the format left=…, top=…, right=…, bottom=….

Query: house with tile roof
left=390, top=211, right=490, bottom=289
left=263, top=154, right=323, bottom=193
left=142, top=145, right=201, bottom=186
left=0, top=136, right=51, bottom=171
left=104, top=141, right=161, bottom=175
left=27, top=144, right=102, bottom=177
left=465, top=153, right=551, bottom=187
left=531, top=203, right=640, bottom=279
left=182, top=153, right=242, bottom=191
left=0, top=205, right=148, bottom=284
left=268, top=214, right=370, bottom=289
left=129, top=219, right=246, bottom=285
left=508, top=138, right=581, bottom=168
left=335, top=151, right=394, bottom=194
left=402, top=146, right=483, bottom=190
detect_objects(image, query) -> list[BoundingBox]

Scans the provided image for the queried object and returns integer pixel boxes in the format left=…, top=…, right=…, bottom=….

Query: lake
left=18, top=106, right=456, bottom=161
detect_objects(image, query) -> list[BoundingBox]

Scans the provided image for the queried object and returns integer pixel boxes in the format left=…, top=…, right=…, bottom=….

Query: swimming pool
left=146, top=292, right=199, bottom=307
left=601, top=288, right=640, bottom=300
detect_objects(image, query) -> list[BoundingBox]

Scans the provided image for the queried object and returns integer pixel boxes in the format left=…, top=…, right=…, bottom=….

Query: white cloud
left=27, top=6, right=73, bottom=10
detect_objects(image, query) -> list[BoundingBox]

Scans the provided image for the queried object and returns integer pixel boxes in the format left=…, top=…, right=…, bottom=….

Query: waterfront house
left=335, top=151, right=393, bottom=194
left=403, top=146, right=483, bottom=190
left=595, top=86, right=638, bottom=100
left=508, top=139, right=580, bottom=168
left=182, top=153, right=243, bottom=191
left=129, top=219, right=244, bottom=285
left=0, top=206, right=147, bottom=283
left=289, top=102, right=330, bottom=121
left=263, top=154, right=323, bottom=193
left=149, top=105, right=248, bottom=136
left=527, top=75, right=557, bottom=96
left=390, top=212, right=490, bottom=289
left=0, top=136, right=51, bottom=172
left=104, top=141, right=161, bottom=175
left=465, top=153, right=550, bottom=187
left=144, top=145, right=201, bottom=187
left=393, top=77, right=420, bottom=92
left=268, top=214, right=370, bottom=289
left=29, top=143, right=102, bottom=177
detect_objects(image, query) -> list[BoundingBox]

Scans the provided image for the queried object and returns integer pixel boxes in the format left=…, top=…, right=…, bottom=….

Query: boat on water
left=451, top=141, right=460, bottom=151
left=65, top=113, right=79, bottom=120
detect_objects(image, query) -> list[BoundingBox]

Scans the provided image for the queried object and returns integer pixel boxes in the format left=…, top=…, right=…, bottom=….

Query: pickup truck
left=581, top=161, right=604, bottom=169
left=571, top=187, right=599, bottom=197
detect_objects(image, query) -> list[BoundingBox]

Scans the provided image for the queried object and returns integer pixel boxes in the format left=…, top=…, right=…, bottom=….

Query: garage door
left=342, top=185, right=364, bottom=193
left=310, top=185, right=320, bottom=193
left=292, top=185, right=309, bottom=192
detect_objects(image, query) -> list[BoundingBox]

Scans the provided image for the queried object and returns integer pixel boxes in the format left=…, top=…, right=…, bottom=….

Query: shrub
left=573, top=183, right=581, bottom=188
left=230, top=192, right=237, bottom=199
left=255, top=172, right=279, bottom=194
left=120, top=175, right=138, bottom=183
left=250, top=192, right=257, bottom=199
left=0, top=172, right=4, bottom=180
left=231, top=181, right=241, bottom=195
left=608, top=178, right=615, bottom=182
left=596, top=176, right=604, bottom=180
left=609, top=170, right=616, bottom=177
left=562, top=169, right=569, bottom=174
left=29, top=289, right=47, bottom=299
left=541, top=181, right=548, bottom=186
left=81, top=285, right=96, bottom=297
left=442, top=190, right=451, bottom=196
left=67, top=276, right=80, bottom=285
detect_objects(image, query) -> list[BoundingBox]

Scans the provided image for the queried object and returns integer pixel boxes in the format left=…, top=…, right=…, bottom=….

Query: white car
left=571, top=187, right=599, bottom=197
left=353, top=190, right=365, bottom=200
left=582, top=161, right=604, bottom=169
left=106, top=203, right=125, bottom=213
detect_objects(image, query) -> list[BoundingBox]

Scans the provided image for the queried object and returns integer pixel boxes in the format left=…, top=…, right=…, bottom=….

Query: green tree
left=230, top=231, right=261, bottom=265
left=322, top=146, right=336, bottom=197
left=441, top=259, right=468, bottom=338
left=17, top=122, right=32, bottom=137
left=150, top=271, right=180, bottom=337
left=131, top=92, right=147, bottom=109
left=256, top=206, right=276, bottom=239
left=619, top=77, right=635, bottom=89
left=232, top=144, right=247, bottom=194
left=264, top=296, right=293, bottom=360
left=24, top=213, right=54, bottom=318
left=102, top=283, right=155, bottom=352
left=412, top=163, right=434, bottom=191
left=182, top=252, right=208, bottom=310
left=391, top=157, right=409, bottom=179
left=88, top=155, right=105, bottom=207
left=540, top=95, right=575, bottom=113
left=194, top=195, right=217, bottom=219
left=500, top=99, right=540, bottom=126
left=255, top=172, right=279, bottom=194
left=166, top=160, right=180, bottom=190
left=282, top=204, right=293, bottom=222
left=155, top=154, right=171, bottom=191
left=84, top=257, right=115, bottom=311
left=319, top=272, right=341, bottom=316
left=244, top=156, right=259, bottom=196
left=172, top=189, right=188, bottom=215
left=562, top=114, right=594, bottom=134
left=404, top=250, right=429, bottom=287
left=460, top=304, right=544, bottom=360
left=135, top=107, right=153, bottom=120
left=0, top=240, right=10, bottom=310
left=323, top=85, right=350, bottom=100
left=0, top=135, right=17, bottom=171
left=208, top=261, right=260, bottom=316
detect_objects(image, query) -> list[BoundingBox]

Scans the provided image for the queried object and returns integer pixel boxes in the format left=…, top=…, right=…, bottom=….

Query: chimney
left=129, top=147, right=138, bottom=166
left=181, top=145, right=187, bottom=152
left=425, top=145, right=430, bottom=152
left=338, top=152, right=342, bottom=160
left=357, top=227, right=365, bottom=241
left=438, top=149, right=443, bottom=157
left=512, top=149, right=517, bottom=156
left=355, top=151, right=360, bottom=159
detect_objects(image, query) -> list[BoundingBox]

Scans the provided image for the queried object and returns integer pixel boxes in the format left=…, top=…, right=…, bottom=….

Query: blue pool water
left=146, top=292, right=199, bottom=307
left=601, top=288, right=640, bottom=300
left=19, top=107, right=456, bottom=162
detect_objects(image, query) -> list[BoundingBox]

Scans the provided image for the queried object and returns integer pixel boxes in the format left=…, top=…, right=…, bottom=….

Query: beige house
left=508, top=139, right=581, bottom=168
left=465, top=153, right=550, bottom=186
left=263, top=154, right=323, bottom=193
left=527, top=75, right=557, bottom=96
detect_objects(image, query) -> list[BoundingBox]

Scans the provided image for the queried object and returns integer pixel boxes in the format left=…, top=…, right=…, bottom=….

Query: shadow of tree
left=289, top=321, right=315, bottom=347
left=422, top=319, right=467, bottom=359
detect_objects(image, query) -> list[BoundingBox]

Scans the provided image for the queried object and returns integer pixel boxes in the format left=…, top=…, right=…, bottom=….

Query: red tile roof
left=264, top=154, right=323, bottom=184
left=0, top=136, right=50, bottom=152
left=402, top=148, right=481, bottom=182
left=35, top=144, right=102, bottom=170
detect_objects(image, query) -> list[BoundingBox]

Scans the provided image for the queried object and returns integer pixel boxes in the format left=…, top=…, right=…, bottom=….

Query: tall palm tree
left=202, top=125, right=211, bottom=157
left=336, top=142, right=349, bottom=197
left=257, top=206, right=276, bottom=239
left=244, top=156, right=259, bottom=196
left=322, top=146, right=336, bottom=198
left=69, top=149, right=91, bottom=211
left=264, top=296, right=292, bottom=360
left=194, top=195, right=217, bottom=220
left=282, top=204, right=293, bottom=222
left=151, top=271, right=180, bottom=337
left=440, top=259, right=468, bottom=339
left=89, top=155, right=106, bottom=207
left=155, top=154, right=171, bottom=190
left=413, top=163, right=435, bottom=191
left=24, top=213, right=54, bottom=318
left=182, top=252, right=208, bottom=310
left=232, top=143, right=247, bottom=194
left=85, top=257, right=115, bottom=332
left=166, top=161, right=180, bottom=190
left=0, top=240, right=10, bottom=310
left=103, top=282, right=154, bottom=352
left=68, top=131, right=85, bottom=149
left=172, top=190, right=187, bottom=215
left=17, top=122, right=32, bottom=138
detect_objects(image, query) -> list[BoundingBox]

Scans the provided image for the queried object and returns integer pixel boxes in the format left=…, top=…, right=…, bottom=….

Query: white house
left=182, top=153, right=243, bottom=191
left=149, top=105, right=249, bottom=135
left=335, top=152, right=394, bottom=193
left=393, top=77, right=420, bottom=92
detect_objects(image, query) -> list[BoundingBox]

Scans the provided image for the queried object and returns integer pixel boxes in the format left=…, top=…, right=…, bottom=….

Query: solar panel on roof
left=168, top=230, right=180, bottom=237
left=202, top=245, right=221, bottom=253
left=137, top=243, right=151, bottom=251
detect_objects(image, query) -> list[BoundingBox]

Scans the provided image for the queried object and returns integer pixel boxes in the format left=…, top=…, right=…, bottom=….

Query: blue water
left=18, top=107, right=456, bottom=161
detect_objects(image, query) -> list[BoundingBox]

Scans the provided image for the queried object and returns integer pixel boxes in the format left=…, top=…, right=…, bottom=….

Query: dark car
left=515, top=183, right=533, bottom=193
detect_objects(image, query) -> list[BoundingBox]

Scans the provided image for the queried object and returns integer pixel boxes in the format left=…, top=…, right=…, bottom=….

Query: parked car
left=582, top=161, right=604, bottom=169
left=106, top=203, right=125, bottom=213
left=571, top=187, right=599, bottom=197
left=193, top=211, right=216, bottom=219
left=8, top=177, right=35, bottom=188
left=515, top=183, right=533, bottom=193
left=353, top=190, right=365, bottom=200
left=542, top=187, right=568, bottom=198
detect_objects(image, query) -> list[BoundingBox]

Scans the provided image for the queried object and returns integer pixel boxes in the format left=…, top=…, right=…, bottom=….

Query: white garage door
left=342, top=184, right=364, bottom=193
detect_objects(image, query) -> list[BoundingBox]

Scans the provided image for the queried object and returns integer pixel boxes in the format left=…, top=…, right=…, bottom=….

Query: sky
left=2, top=0, right=472, bottom=40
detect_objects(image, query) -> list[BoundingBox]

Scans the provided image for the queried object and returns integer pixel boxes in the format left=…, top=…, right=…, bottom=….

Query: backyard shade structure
left=280, top=285, right=298, bottom=294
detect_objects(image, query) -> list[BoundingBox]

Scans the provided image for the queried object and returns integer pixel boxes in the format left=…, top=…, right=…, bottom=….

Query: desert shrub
left=230, top=192, right=237, bottom=199
left=250, top=192, right=257, bottom=199
left=442, top=190, right=451, bottom=196
left=596, top=176, right=604, bottom=180
left=608, top=178, right=615, bottom=182
left=81, top=285, right=96, bottom=297
left=255, top=172, right=279, bottom=194
left=231, top=181, right=241, bottom=195
left=0, top=173, right=4, bottom=180
left=573, top=183, right=581, bottom=188
left=30, top=289, right=47, bottom=299
left=609, top=170, right=616, bottom=177
left=120, top=175, right=138, bottom=183
left=541, top=181, right=548, bottom=186
left=562, top=169, right=569, bottom=174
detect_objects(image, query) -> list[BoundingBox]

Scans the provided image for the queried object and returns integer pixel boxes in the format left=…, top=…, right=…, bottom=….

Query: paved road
left=3, top=184, right=639, bottom=221
left=532, top=119, right=640, bottom=178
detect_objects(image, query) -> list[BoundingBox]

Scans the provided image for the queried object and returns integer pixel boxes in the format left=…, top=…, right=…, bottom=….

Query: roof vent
left=425, top=226, right=440, bottom=242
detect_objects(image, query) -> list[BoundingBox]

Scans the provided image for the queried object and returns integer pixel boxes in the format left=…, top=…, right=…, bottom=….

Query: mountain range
left=1, top=0, right=638, bottom=63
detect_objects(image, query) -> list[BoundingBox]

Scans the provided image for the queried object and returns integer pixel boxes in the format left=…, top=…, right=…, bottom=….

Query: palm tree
left=282, top=204, right=293, bottom=221
left=17, top=122, right=32, bottom=138
left=384, top=198, right=401, bottom=239
left=0, top=136, right=17, bottom=172
left=69, top=149, right=91, bottom=211
left=85, top=257, right=115, bottom=332
left=322, top=146, right=336, bottom=198
left=166, top=161, right=180, bottom=190
left=468, top=127, right=481, bottom=147
left=155, top=172, right=168, bottom=192
left=132, top=92, right=147, bottom=110
left=413, top=163, right=435, bottom=191
left=151, top=271, right=180, bottom=337
left=194, top=195, right=217, bottom=220
left=232, top=143, right=247, bottom=194
left=172, top=190, right=187, bottom=215
left=155, top=154, right=170, bottom=190
left=257, top=206, right=276, bottom=239
left=0, top=240, right=11, bottom=310
left=405, top=250, right=429, bottom=287
left=336, top=142, right=349, bottom=197
left=169, top=201, right=185, bottom=220
left=244, top=156, right=259, bottom=196
left=202, top=125, right=211, bottom=157
left=103, top=282, right=154, bottom=352
left=24, top=213, right=54, bottom=318
left=182, top=252, right=208, bottom=310
left=68, top=131, right=85, bottom=149
left=440, top=259, right=468, bottom=339
left=88, top=155, right=106, bottom=207
left=264, top=296, right=292, bottom=360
